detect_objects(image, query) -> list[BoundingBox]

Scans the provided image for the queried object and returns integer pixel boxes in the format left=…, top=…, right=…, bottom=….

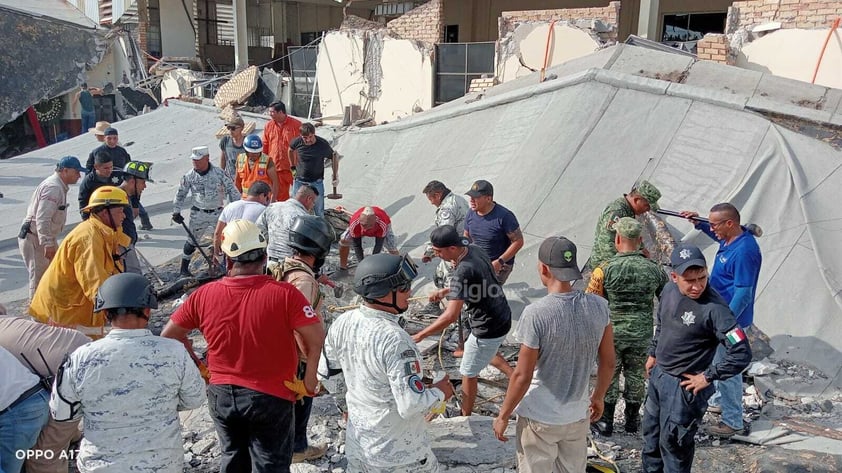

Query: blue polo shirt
left=698, top=223, right=762, bottom=327
left=464, top=202, right=520, bottom=263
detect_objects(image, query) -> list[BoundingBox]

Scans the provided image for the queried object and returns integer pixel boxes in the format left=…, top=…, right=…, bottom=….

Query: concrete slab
left=752, top=74, right=829, bottom=110
left=666, top=82, right=748, bottom=110
left=429, top=416, right=516, bottom=468
left=606, top=44, right=695, bottom=81
left=781, top=436, right=842, bottom=455
left=684, top=59, right=762, bottom=97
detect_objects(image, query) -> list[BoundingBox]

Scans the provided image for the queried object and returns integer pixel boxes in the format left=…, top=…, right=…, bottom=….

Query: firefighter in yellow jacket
left=29, top=186, right=131, bottom=338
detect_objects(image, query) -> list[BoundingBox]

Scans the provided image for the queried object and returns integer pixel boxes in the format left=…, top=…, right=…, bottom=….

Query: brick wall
left=729, top=0, right=842, bottom=31
left=696, top=34, right=734, bottom=65
left=386, top=0, right=444, bottom=44
left=468, top=76, right=497, bottom=93
left=500, top=1, right=621, bottom=41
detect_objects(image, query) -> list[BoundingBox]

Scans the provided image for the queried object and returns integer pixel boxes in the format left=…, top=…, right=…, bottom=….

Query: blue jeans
left=0, top=389, right=50, bottom=473
left=708, top=344, right=744, bottom=429
left=642, top=365, right=714, bottom=473
left=292, top=178, right=324, bottom=216
left=81, top=110, right=96, bottom=133
left=207, top=384, right=294, bottom=473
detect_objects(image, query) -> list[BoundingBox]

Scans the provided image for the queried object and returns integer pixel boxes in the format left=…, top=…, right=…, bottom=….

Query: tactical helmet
left=221, top=219, right=267, bottom=260
left=289, top=215, right=335, bottom=258
left=94, top=272, right=158, bottom=313
left=123, top=161, right=154, bottom=182
left=354, top=253, right=418, bottom=300
left=81, top=186, right=129, bottom=213
left=243, top=134, right=263, bottom=153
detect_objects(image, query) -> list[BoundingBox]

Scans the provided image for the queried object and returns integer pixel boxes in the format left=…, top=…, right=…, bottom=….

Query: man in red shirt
left=263, top=101, right=301, bottom=201
left=338, top=206, right=399, bottom=270
left=162, top=219, right=324, bottom=471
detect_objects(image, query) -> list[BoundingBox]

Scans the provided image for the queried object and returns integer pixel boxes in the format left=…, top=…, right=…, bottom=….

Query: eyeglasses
left=226, top=126, right=241, bottom=130
left=709, top=219, right=730, bottom=229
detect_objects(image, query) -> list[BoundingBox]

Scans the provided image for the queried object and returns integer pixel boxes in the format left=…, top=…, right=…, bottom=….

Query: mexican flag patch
left=726, top=327, right=747, bottom=346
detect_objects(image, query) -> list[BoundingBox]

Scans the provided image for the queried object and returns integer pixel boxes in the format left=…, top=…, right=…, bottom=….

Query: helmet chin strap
left=366, top=291, right=408, bottom=314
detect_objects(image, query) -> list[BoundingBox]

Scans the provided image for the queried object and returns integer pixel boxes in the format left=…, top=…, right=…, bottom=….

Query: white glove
left=332, top=179, right=339, bottom=187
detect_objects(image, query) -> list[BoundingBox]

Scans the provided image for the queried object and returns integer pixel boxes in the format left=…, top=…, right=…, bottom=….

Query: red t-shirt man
left=338, top=206, right=399, bottom=269
left=169, top=274, right=319, bottom=401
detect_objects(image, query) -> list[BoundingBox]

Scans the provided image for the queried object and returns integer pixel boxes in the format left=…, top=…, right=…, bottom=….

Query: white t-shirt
left=514, top=291, right=610, bottom=425
left=0, top=346, right=40, bottom=411
left=218, top=200, right=266, bottom=224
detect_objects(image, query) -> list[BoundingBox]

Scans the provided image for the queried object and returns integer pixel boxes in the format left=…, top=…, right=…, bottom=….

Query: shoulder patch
left=408, top=374, right=425, bottom=393
left=725, top=327, right=747, bottom=346
left=404, top=359, right=421, bottom=376
left=439, top=209, right=452, bottom=220
left=400, top=349, right=416, bottom=359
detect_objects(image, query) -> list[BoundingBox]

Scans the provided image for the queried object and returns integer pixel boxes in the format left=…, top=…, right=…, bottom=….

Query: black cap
left=430, top=225, right=469, bottom=248
left=670, top=244, right=707, bottom=275
left=538, top=236, right=582, bottom=281
left=466, top=180, right=493, bottom=198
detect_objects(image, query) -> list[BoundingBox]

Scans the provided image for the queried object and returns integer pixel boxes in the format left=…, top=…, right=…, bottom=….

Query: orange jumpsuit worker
left=235, top=134, right=280, bottom=200
left=263, top=101, right=301, bottom=201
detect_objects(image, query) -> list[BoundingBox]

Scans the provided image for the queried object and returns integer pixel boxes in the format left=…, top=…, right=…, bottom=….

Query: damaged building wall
left=316, top=31, right=433, bottom=125
left=160, top=0, right=197, bottom=58
left=496, top=5, right=618, bottom=84
left=716, top=0, right=842, bottom=89
left=386, top=0, right=444, bottom=44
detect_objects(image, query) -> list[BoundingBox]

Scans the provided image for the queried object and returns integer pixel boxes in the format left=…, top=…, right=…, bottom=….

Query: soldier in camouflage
left=587, top=217, right=667, bottom=435
left=172, top=146, right=241, bottom=276
left=420, top=180, right=470, bottom=289
left=587, top=180, right=662, bottom=275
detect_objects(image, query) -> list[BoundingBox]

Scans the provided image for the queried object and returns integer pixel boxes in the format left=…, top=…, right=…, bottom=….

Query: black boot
left=179, top=259, right=193, bottom=277
left=140, top=215, right=154, bottom=231
left=592, top=402, right=615, bottom=437
left=625, top=402, right=641, bottom=433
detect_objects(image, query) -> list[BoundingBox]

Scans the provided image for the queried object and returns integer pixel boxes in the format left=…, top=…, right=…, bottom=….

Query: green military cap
left=615, top=217, right=642, bottom=239
left=633, top=180, right=661, bottom=211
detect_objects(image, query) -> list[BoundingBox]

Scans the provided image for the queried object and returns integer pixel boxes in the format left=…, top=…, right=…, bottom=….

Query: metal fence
left=434, top=42, right=495, bottom=105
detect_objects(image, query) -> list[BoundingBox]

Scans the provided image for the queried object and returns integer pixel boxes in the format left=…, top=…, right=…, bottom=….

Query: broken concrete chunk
left=748, top=360, right=779, bottom=376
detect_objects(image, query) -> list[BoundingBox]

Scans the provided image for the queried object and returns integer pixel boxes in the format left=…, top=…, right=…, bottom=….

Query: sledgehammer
left=656, top=209, right=763, bottom=237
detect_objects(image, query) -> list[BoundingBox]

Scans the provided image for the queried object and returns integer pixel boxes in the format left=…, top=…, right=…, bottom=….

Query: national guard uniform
left=424, top=191, right=469, bottom=288
left=587, top=217, right=667, bottom=433
left=173, top=161, right=240, bottom=273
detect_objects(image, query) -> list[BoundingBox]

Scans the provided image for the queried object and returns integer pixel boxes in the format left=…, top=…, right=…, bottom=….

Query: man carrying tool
left=236, top=134, right=281, bottom=200
left=257, top=184, right=319, bottom=272
left=679, top=203, right=761, bottom=438
left=272, top=215, right=335, bottom=463
left=413, top=225, right=514, bottom=416
left=212, top=181, right=272, bottom=266
left=494, top=236, right=615, bottom=473
left=163, top=220, right=324, bottom=471
left=265, top=101, right=301, bottom=201
left=52, top=273, right=205, bottom=473
left=464, top=180, right=523, bottom=285
left=29, top=186, right=131, bottom=339
left=173, top=146, right=241, bottom=277
left=289, top=122, right=338, bottom=217
left=643, top=244, right=751, bottom=472
left=118, top=161, right=153, bottom=274
left=0, top=314, right=90, bottom=473
left=319, top=253, right=455, bottom=471
left=18, top=156, right=86, bottom=300
left=338, top=206, right=399, bottom=270
left=587, top=180, right=661, bottom=274
left=586, top=217, right=667, bottom=436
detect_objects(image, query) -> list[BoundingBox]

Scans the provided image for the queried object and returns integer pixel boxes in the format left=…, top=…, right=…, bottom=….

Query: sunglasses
left=226, top=125, right=241, bottom=130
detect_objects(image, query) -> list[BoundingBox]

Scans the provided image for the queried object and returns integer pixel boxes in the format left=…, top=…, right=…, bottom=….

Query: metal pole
left=307, top=31, right=325, bottom=120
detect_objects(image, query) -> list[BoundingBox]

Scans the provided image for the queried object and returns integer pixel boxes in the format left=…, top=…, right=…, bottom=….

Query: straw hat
left=89, top=121, right=111, bottom=135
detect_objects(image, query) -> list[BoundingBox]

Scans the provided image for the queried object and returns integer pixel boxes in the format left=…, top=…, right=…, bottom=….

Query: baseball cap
left=103, top=127, right=119, bottom=136
left=466, top=180, right=493, bottom=198
left=430, top=225, right=469, bottom=248
left=57, top=156, right=86, bottom=172
left=615, top=217, right=642, bottom=239
left=670, top=244, right=707, bottom=275
left=538, top=236, right=582, bottom=281
left=633, top=180, right=661, bottom=211
left=190, top=146, right=210, bottom=160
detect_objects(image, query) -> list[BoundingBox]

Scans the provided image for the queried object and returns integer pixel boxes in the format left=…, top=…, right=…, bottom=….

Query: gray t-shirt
left=514, top=290, right=610, bottom=425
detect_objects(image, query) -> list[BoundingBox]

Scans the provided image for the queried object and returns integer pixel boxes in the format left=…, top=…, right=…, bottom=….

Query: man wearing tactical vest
left=270, top=215, right=335, bottom=463
left=235, top=134, right=280, bottom=201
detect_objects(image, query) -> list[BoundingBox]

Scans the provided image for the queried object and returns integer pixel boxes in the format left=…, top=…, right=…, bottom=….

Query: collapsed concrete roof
left=330, top=44, right=842, bottom=390
left=0, top=2, right=107, bottom=124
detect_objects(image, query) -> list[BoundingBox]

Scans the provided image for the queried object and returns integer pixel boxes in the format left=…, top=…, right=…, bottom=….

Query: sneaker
left=705, top=421, right=738, bottom=438
left=707, top=405, right=722, bottom=414
left=140, top=223, right=154, bottom=231
left=292, top=444, right=327, bottom=463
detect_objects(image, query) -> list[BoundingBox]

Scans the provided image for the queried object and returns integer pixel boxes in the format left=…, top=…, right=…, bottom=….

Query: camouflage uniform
left=173, top=164, right=240, bottom=263
left=424, top=192, right=469, bottom=288
left=588, top=197, right=635, bottom=272
left=50, top=329, right=205, bottom=473
left=586, top=218, right=667, bottom=406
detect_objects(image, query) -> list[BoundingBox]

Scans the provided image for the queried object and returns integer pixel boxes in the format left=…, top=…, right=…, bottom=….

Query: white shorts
left=459, top=333, right=506, bottom=377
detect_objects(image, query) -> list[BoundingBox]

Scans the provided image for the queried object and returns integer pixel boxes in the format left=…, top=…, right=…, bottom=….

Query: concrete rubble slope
left=329, top=44, right=842, bottom=391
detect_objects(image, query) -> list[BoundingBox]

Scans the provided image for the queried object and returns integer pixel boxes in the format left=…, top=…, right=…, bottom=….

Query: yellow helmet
left=221, top=219, right=267, bottom=259
left=82, top=186, right=129, bottom=213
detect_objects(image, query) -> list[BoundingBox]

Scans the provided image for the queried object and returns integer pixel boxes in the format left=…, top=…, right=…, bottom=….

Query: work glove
left=172, top=212, right=184, bottom=224
left=284, top=377, right=313, bottom=400
left=332, top=179, right=339, bottom=187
